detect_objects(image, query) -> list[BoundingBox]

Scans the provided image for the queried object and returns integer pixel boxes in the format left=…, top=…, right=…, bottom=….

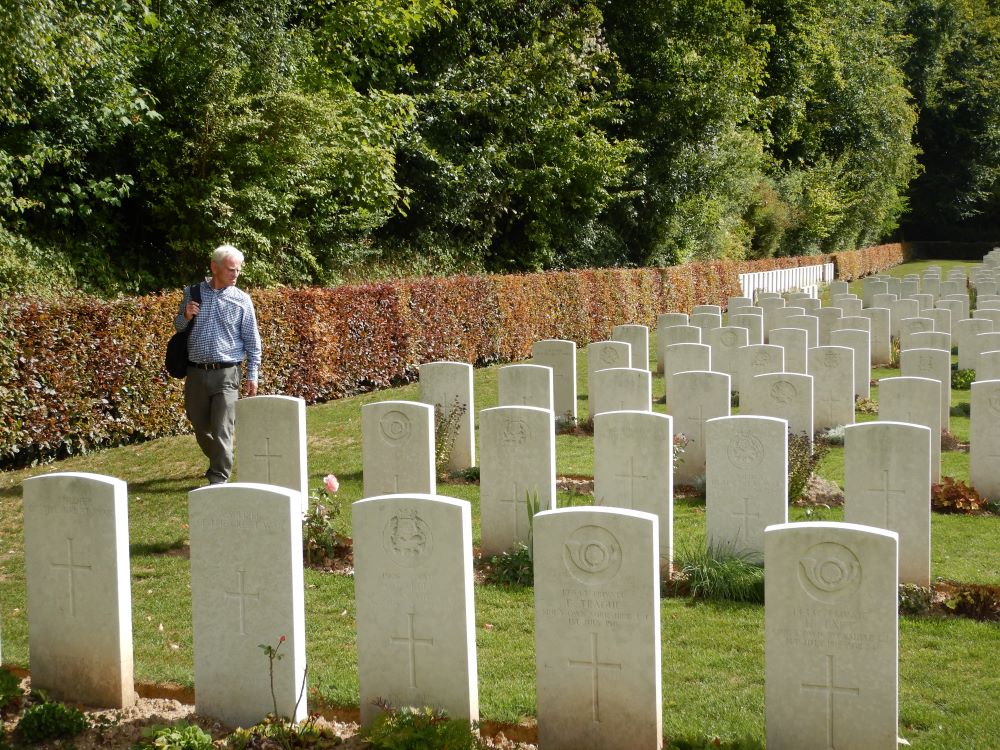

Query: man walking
left=175, top=244, right=261, bottom=484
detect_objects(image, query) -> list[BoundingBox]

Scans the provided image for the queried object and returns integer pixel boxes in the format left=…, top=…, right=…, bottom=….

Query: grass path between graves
left=1, top=258, right=998, bottom=748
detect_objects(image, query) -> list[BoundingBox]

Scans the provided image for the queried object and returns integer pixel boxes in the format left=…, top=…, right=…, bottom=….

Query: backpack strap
left=185, top=283, right=202, bottom=332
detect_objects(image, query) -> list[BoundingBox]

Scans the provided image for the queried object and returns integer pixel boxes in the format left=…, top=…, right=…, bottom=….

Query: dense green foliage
left=0, top=0, right=994, bottom=295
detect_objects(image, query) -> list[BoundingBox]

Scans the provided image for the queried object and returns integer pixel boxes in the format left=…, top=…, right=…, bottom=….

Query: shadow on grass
left=130, top=537, right=189, bottom=556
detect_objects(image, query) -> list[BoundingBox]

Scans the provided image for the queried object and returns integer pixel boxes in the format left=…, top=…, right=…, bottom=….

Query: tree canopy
left=0, top=0, right=995, bottom=295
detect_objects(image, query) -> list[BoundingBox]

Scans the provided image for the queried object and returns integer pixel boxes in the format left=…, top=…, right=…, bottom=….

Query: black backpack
left=165, top=284, right=202, bottom=378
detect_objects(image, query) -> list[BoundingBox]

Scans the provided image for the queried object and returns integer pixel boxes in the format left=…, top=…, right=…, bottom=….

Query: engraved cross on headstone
left=682, top=404, right=706, bottom=445
left=51, top=537, right=91, bottom=618
left=800, top=653, right=860, bottom=750
left=568, top=632, right=622, bottom=723
left=225, top=570, right=260, bottom=636
left=817, top=389, right=839, bottom=423
left=614, top=456, right=648, bottom=509
left=731, top=497, right=760, bottom=543
left=865, top=468, right=906, bottom=528
left=389, top=611, right=434, bottom=689
left=500, top=482, right=530, bottom=538
left=253, top=437, right=283, bottom=483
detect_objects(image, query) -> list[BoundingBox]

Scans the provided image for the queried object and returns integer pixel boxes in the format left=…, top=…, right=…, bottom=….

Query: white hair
left=212, top=244, right=244, bottom=265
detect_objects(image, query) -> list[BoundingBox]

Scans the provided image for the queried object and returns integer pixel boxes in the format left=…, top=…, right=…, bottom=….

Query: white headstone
left=532, top=340, right=578, bottom=422
left=878, top=376, right=942, bottom=483
left=900, top=348, right=951, bottom=432
left=534, top=507, right=662, bottom=750
left=769, top=327, right=808, bottom=374
left=743, top=372, right=814, bottom=441
left=862, top=278, right=888, bottom=307
left=189, top=483, right=306, bottom=727
left=235, top=395, right=308, bottom=511
left=669, top=371, right=731, bottom=485
left=693, top=304, right=722, bottom=316
left=977, top=350, right=1000, bottom=380
left=730, top=313, right=764, bottom=346
left=691, top=312, right=723, bottom=337
left=479, top=406, right=556, bottom=556
left=420, top=361, right=475, bottom=471
left=924, top=307, right=952, bottom=336
left=973, top=308, right=1000, bottom=330
left=814, top=308, right=843, bottom=347
left=808, top=346, right=855, bottom=430
left=612, top=324, right=650, bottom=371
left=657, top=324, right=700, bottom=374
left=872, top=293, right=898, bottom=311
left=970, top=380, right=1000, bottom=500
left=830, top=328, right=871, bottom=400
left=22, top=473, right=134, bottom=708
left=833, top=298, right=863, bottom=317
left=737, top=344, right=784, bottom=395
left=861, top=307, right=892, bottom=366
left=765, top=522, right=898, bottom=750
left=727, top=297, right=753, bottom=315
left=908, top=331, right=951, bottom=352
left=955, top=317, right=993, bottom=370
left=353, top=494, right=478, bottom=725
left=942, top=292, right=970, bottom=320
left=783, top=314, right=820, bottom=349
left=844, top=422, right=931, bottom=586
left=912, top=293, right=935, bottom=311
left=594, top=411, right=674, bottom=566
left=664, top=343, right=711, bottom=401
left=498, top=363, right=554, bottom=411
left=362, top=401, right=436, bottom=498
left=590, top=367, right=652, bottom=417
left=588, top=340, right=632, bottom=393
left=899, top=317, right=934, bottom=350
left=829, top=280, right=849, bottom=297
left=708, top=326, right=749, bottom=390
left=838, top=316, right=871, bottom=334
left=705, top=416, right=788, bottom=562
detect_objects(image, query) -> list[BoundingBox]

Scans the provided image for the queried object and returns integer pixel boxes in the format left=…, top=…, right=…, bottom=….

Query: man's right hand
left=185, top=301, right=201, bottom=320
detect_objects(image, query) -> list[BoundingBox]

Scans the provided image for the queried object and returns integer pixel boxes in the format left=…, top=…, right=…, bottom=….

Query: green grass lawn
left=1, top=258, right=998, bottom=748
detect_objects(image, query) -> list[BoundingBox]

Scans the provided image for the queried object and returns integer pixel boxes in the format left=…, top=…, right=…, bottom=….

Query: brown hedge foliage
left=0, top=247, right=908, bottom=467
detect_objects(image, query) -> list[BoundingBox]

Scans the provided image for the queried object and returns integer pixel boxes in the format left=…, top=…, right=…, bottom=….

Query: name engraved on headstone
left=207, top=511, right=278, bottom=531
left=37, top=497, right=92, bottom=517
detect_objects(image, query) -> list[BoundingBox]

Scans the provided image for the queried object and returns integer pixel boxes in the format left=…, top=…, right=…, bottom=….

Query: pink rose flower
left=323, top=474, right=339, bottom=494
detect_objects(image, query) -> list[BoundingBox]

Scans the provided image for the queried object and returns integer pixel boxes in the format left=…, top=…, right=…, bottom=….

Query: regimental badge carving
left=600, top=346, right=621, bottom=366
left=501, top=419, right=529, bottom=447
left=798, top=542, right=862, bottom=603
left=988, top=388, right=1000, bottom=416
left=564, top=525, right=623, bottom=585
left=770, top=380, right=797, bottom=404
left=823, top=350, right=841, bottom=368
left=721, top=330, right=738, bottom=347
left=727, top=430, right=764, bottom=469
left=917, top=354, right=935, bottom=373
left=380, top=410, right=412, bottom=444
left=383, top=510, right=432, bottom=567
left=752, top=350, right=772, bottom=367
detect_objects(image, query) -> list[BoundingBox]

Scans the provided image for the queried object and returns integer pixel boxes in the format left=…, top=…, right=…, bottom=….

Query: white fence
left=739, top=263, right=834, bottom=299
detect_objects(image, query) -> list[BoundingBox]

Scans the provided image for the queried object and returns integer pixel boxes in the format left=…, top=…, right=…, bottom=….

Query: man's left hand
left=244, top=381, right=258, bottom=397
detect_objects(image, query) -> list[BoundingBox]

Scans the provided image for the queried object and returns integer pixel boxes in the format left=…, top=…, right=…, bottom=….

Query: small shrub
left=817, top=425, right=846, bottom=445
left=898, top=584, right=933, bottom=616
left=15, top=701, right=90, bottom=744
left=951, top=368, right=976, bottom=390
left=673, top=433, right=690, bottom=471
left=132, top=721, right=214, bottom=750
left=483, top=543, right=533, bottom=588
left=673, top=544, right=765, bottom=603
left=667, top=737, right=765, bottom=750
left=449, top=465, right=481, bottom=482
left=0, top=667, right=23, bottom=717
left=951, top=401, right=971, bottom=417
left=888, top=337, right=901, bottom=368
left=730, top=390, right=740, bottom=408
left=225, top=715, right=342, bottom=749
left=362, top=704, right=487, bottom=750
left=854, top=397, right=878, bottom=414
left=303, top=503, right=346, bottom=566
left=434, top=399, right=468, bottom=479
left=944, top=584, right=1000, bottom=621
left=788, top=433, right=830, bottom=504
left=931, top=477, right=989, bottom=514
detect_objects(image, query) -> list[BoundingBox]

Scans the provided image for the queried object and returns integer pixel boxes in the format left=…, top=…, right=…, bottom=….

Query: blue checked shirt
left=174, top=279, right=262, bottom=382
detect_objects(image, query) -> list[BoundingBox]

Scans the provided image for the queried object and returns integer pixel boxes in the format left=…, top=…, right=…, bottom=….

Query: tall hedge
left=0, top=245, right=911, bottom=467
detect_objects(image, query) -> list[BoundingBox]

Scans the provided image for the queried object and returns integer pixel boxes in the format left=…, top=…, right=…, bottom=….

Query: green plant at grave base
left=787, top=433, right=830, bottom=504
left=132, top=721, right=214, bottom=750
left=943, top=583, right=1000, bottom=621
left=817, top=425, right=846, bottom=446
left=730, top=391, right=740, bottom=408
left=244, top=636, right=316, bottom=750
left=304, top=475, right=345, bottom=566
left=555, top=413, right=578, bottom=433
left=673, top=432, right=690, bottom=471
left=950, top=401, right=972, bottom=417
left=899, top=584, right=933, bottom=617
left=225, top=715, right=342, bottom=749
left=931, top=477, right=990, bottom=514
left=433, top=399, right=468, bottom=479
left=483, top=542, right=534, bottom=587
left=854, top=397, right=878, bottom=414
left=672, top=543, right=765, bottom=604
left=362, top=703, right=487, bottom=750
left=666, top=736, right=765, bottom=750
left=889, top=337, right=901, bottom=368
left=449, top=465, right=480, bottom=482
left=14, top=700, right=90, bottom=744
left=0, top=667, right=23, bottom=718
left=951, top=368, right=976, bottom=390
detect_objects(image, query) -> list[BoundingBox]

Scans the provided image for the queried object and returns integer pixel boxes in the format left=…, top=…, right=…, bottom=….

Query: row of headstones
left=18, top=472, right=902, bottom=748
left=738, top=261, right=833, bottom=297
